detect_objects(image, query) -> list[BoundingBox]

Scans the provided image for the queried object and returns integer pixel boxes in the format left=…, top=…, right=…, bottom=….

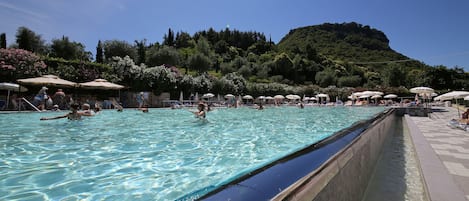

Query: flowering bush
left=0, top=48, right=46, bottom=76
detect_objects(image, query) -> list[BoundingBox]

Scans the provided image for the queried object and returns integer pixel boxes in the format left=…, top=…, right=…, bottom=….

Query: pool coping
left=404, top=114, right=467, bottom=201
left=192, top=108, right=392, bottom=200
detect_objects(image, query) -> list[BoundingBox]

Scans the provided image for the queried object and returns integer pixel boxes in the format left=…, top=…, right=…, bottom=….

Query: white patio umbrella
left=435, top=91, right=469, bottom=118
left=242, top=95, right=253, bottom=99
left=359, top=95, right=370, bottom=99
left=224, top=94, right=235, bottom=99
left=273, top=95, right=285, bottom=99
left=202, top=93, right=215, bottom=98
left=265, top=96, right=274, bottom=100
left=434, top=91, right=469, bottom=101
left=464, top=95, right=469, bottom=101
left=286, top=94, right=301, bottom=100
left=410, top=87, right=434, bottom=95
left=0, top=82, right=28, bottom=109
left=371, top=95, right=382, bottom=99
left=383, top=94, right=397, bottom=99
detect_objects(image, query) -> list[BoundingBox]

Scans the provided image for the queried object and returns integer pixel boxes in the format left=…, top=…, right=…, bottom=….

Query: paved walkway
left=406, top=107, right=469, bottom=201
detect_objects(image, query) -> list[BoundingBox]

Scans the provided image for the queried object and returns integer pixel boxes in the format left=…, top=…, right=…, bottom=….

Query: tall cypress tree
left=0, top=33, right=6, bottom=48
left=96, top=40, right=104, bottom=63
left=163, top=28, right=174, bottom=47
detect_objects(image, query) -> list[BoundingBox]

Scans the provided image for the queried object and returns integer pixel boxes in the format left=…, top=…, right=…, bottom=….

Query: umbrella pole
left=6, top=90, right=10, bottom=109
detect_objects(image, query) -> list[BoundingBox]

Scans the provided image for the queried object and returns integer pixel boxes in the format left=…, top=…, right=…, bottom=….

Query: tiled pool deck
left=405, top=106, right=469, bottom=201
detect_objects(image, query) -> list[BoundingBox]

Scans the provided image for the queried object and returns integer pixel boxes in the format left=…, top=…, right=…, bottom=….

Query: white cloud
left=0, top=1, right=48, bottom=20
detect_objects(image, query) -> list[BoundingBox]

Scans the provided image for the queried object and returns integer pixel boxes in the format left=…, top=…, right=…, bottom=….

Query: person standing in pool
left=80, top=103, right=95, bottom=116
left=40, top=103, right=82, bottom=120
left=193, top=102, right=206, bottom=118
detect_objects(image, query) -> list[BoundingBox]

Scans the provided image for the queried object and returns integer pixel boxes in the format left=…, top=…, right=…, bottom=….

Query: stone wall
left=273, top=110, right=397, bottom=201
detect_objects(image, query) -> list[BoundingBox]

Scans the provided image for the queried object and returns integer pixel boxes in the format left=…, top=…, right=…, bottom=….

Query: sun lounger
left=447, top=119, right=468, bottom=131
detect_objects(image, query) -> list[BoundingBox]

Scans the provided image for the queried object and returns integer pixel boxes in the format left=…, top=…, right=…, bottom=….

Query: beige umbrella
left=78, top=79, right=124, bottom=90
left=17, top=74, right=77, bottom=88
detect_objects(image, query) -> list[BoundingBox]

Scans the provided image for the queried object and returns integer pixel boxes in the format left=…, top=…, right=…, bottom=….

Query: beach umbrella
left=464, top=95, right=469, bottom=101
left=224, top=94, right=235, bottom=99
left=359, top=95, right=370, bottom=99
left=410, top=87, right=434, bottom=95
left=202, top=93, right=215, bottom=98
left=242, top=95, right=253, bottom=99
left=265, top=96, right=274, bottom=100
left=286, top=94, right=301, bottom=100
left=434, top=91, right=469, bottom=118
left=316, top=93, right=328, bottom=98
left=384, top=94, right=397, bottom=99
left=371, top=95, right=382, bottom=99
left=17, top=74, right=77, bottom=88
left=79, top=79, right=124, bottom=90
left=434, top=91, right=469, bottom=101
left=0, top=82, right=28, bottom=92
left=274, top=95, right=285, bottom=99
left=257, top=96, right=266, bottom=100
left=0, top=82, right=28, bottom=109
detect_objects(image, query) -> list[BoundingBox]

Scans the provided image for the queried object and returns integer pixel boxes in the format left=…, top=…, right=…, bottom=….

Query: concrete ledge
left=404, top=115, right=466, bottom=201
left=272, top=110, right=396, bottom=201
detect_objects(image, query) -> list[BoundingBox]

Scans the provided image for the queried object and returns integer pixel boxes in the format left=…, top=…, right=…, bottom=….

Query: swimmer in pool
left=40, top=103, right=82, bottom=120
left=193, top=102, right=206, bottom=118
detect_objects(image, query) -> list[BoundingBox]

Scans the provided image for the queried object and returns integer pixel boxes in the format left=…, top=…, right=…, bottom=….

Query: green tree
left=383, top=64, right=405, bottom=87
left=271, top=53, right=294, bottom=79
left=96, top=40, right=104, bottom=63
left=315, top=68, right=337, bottom=87
left=337, top=75, right=362, bottom=87
left=134, top=39, right=147, bottom=64
left=103, top=40, right=137, bottom=61
left=50, top=36, right=91, bottom=61
left=188, top=53, right=211, bottom=73
left=175, top=31, right=193, bottom=48
left=15, top=27, right=46, bottom=54
left=196, top=36, right=211, bottom=57
left=0, top=33, right=6, bottom=48
left=163, top=28, right=175, bottom=47
left=145, top=46, right=180, bottom=67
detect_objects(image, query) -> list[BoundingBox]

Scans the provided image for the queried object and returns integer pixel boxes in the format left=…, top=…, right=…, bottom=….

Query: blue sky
left=1, top=0, right=469, bottom=71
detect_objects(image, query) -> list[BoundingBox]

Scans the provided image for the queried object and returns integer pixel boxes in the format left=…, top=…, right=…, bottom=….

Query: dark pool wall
left=273, top=110, right=397, bottom=201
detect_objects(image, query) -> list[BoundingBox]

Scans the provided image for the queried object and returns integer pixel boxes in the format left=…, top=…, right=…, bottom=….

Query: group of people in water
left=40, top=103, right=97, bottom=120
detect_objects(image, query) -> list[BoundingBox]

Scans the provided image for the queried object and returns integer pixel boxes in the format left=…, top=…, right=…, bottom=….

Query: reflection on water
left=363, top=117, right=428, bottom=201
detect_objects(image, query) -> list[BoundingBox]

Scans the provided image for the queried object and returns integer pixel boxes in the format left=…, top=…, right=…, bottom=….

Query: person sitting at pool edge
left=40, top=103, right=82, bottom=120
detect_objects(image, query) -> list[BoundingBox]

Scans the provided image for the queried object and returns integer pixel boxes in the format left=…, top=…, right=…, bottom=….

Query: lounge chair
left=447, top=119, right=468, bottom=131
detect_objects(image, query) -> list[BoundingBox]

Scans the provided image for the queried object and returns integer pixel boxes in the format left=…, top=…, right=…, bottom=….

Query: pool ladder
left=21, top=98, right=41, bottom=112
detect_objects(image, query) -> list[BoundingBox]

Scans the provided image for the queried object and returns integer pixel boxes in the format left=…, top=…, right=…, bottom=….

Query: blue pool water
left=0, top=106, right=386, bottom=200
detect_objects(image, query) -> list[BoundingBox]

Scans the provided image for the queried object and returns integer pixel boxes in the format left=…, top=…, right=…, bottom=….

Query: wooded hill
left=1, top=22, right=468, bottom=96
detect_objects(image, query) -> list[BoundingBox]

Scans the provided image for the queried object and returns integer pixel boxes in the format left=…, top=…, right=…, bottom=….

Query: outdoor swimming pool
left=0, top=106, right=386, bottom=200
